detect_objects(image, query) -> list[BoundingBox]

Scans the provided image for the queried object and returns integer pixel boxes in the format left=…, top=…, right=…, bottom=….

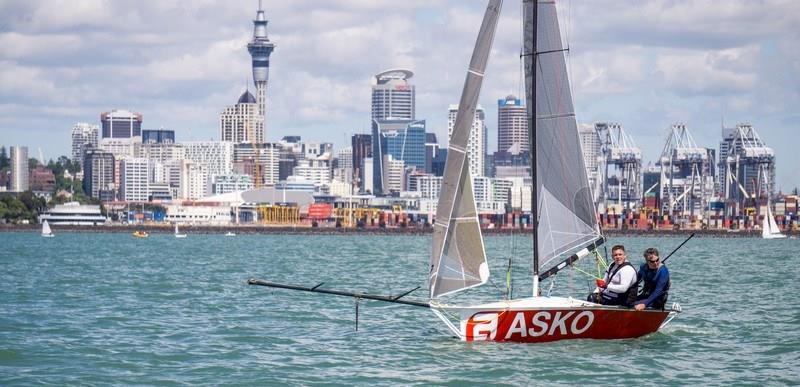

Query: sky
left=1, top=0, right=798, bottom=190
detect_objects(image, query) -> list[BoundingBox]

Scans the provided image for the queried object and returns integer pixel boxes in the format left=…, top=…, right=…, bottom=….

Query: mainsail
left=762, top=206, right=785, bottom=239
left=524, top=0, right=602, bottom=270
left=42, top=220, right=52, bottom=236
left=429, top=0, right=502, bottom=299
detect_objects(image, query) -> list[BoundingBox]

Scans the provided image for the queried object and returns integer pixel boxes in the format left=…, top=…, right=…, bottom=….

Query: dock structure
left=657, top=123, right=715, bottom=222
left=596, top=122, right=642, bottom=213
left=718, top=123, right=776, bottom=219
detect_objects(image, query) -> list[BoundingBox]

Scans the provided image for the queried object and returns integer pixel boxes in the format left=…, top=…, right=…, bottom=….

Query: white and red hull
left=432, top=297, right=677, bottom=343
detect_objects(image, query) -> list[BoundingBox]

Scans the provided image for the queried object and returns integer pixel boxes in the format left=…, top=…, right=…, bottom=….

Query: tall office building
left=101, top=109, right=142, bottom=139
left=497, top=95, right=528, bottom=154
left=247, top=2, right=275, bottom=137
left=220, top=91, right=264, bottom=143
left=371, top=119, right=426, bottom=194
left=10, top=146, right=29, bottom=192
left=142, top=129, right=175, bottom=144
left=578, top=123, right=602, bottom=194
left=83, top=147, right=115, bottom=199
left=71, top=123, right=99, bottom=163
left=351, top=133, right=371, bottom=186
left=372, top=69, right=415, bottom=121
left=448, top=104, right=486, bottom=177
left=425, top=133, right=440, bottom=175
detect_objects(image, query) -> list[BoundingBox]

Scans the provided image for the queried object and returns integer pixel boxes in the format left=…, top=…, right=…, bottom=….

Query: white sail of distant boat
left=762, top=206, right=786, bottom=239
left=425, top=0, right=680, bottom=343
left=175, top=223, right=187, bottom=238
left=41, top=220, right=54, bottom=238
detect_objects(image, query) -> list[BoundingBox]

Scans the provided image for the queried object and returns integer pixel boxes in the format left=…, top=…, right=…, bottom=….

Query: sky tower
left=247, top=1, right=275, bottom=135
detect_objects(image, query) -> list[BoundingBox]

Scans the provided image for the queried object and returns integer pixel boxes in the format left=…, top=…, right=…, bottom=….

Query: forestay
left=524, top=0, right=602, bottom=270
left=429, top=0, right=502, bottom=299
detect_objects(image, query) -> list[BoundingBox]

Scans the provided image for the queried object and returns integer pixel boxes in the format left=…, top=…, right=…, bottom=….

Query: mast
left=529, top=0, right=540, bottom=297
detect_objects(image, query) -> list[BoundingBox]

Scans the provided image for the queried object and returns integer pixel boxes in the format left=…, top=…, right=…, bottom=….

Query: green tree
left=28, top=157, right=40, bottom=170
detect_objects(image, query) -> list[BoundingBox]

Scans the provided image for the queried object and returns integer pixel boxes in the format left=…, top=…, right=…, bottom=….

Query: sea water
left=1, top=232, right=798, bottom=385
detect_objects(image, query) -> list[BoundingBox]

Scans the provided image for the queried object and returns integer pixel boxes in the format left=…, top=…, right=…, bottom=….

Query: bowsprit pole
left=661, top=233, right=695, bottom=264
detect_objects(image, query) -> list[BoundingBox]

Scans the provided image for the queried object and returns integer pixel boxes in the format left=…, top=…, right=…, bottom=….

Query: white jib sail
left=429, top=0, right=502, bottom=299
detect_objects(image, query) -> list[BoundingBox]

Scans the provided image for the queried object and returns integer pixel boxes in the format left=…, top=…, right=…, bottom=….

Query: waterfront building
left=425, top=133, right=439, bottom=175
left=247, top=2, right=275, bottom=136
left=183, top=141, right=234, bottom=179
left=371, top=119, right=426, bottom=194
left=335, top=146, right=353, bottom=183
left=181, top=161, right=209, bottom=200
left=120, top=158, right=151, bottom=202
left=164, top=204, right=233, bottom=225
left=382, top=154, right=405, bottom=194
left=362, top=157, right=374, bottom=193
left=372, top=69, right=415, bottom=122
left=29, top=166, right=55, bottom=193
left=303, top=142, right=333, bottom=160
left=351, top=133, right=371, bottom=187
left=431, top=149, right=447, bottom=177
left=276, top=176, right=316, bottom=193
left=497, top=95, right=527, bottom=154
left=448, top=104, right=486, bottom=177
left=39, top=202, right=106, bottom=225
left=71, top=123, right=99, bottom=163
left=220, top=91, right=264, bottom=143
left=233, top=142, right=280, bottom=186
left=148, top=182, right=172, bottom=201
left=101, top=109, right=142, bottom=139
left=292, top=158, right=332, bottom=189
left=578, top=123, right=602, bottom=198
left=212, top=174, right=254, bottom=195
left=142, top=129, right=175, bottom=144
left=83, top=147, right=115, bottom=199
left=10, top=146, right=29, bottom=192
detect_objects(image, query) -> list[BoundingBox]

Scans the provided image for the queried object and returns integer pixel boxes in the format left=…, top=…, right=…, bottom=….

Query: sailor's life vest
left=638, top=265, right=671, bottom=309
left=600, top=262, right=637, bottom=306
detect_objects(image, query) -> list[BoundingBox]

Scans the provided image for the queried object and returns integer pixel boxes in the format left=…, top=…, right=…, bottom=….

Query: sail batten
left=429, top=0, right=502, bottom=299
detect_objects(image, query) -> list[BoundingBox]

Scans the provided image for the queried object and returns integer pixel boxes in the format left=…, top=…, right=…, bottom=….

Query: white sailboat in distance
left=174, top=223, right=187, bottom=238
left=41, top=220, right=54, bottom=238
left=762, top=206, right=786, bottom=239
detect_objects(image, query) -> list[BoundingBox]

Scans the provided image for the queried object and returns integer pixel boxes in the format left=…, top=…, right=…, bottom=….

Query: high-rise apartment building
left=220, top=91, right=264, bottom=143
left=101, top=109, right=142, bottom=139
left=120, top=158, right=150, bottom=202
left=247, top=2, right=275, bottom=138
left=10, top=146, right=29, bottom=192
left=448, top=104, right=486, bottom=177
left=83, top=147, right=115, bottom=199
left=497, top=95, right=528, bottom=154
left=182, top=141, right=234, bottom=179
left=372, top=69, right=415, bottom=121
left=71, top=123, right=99, bottom=163
left=233, top=143, right=280, bottom=186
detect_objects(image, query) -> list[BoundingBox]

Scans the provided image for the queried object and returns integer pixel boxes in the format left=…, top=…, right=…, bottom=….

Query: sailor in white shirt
left=591, top=245, right=638, bottom=306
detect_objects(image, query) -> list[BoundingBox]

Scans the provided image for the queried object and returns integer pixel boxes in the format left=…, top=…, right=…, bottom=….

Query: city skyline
left=1, top=1, right=798, bottom=190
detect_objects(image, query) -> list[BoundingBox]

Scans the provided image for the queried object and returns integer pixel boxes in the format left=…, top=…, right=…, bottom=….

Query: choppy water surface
left=1, top=232, right=798, bottom=385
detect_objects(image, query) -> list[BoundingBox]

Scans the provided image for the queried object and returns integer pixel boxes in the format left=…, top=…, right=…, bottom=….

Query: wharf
left=1, top=223, right=792, bottom=238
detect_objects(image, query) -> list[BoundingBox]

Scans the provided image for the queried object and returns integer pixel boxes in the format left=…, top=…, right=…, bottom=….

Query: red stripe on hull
left=464, top=308, right=669, bottom=343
